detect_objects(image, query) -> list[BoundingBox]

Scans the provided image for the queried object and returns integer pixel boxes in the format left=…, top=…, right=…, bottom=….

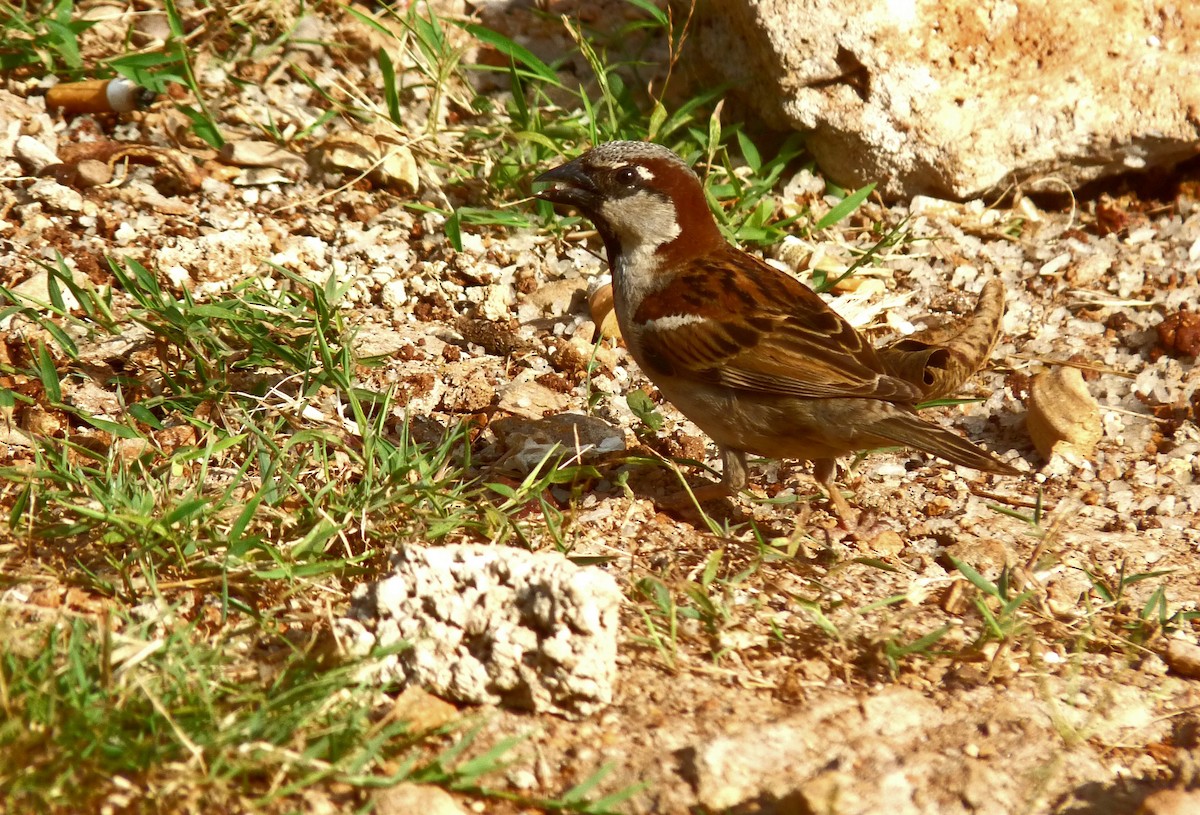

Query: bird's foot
left=820, top=486, right=899, bottom=547
left=660, top=480, right=732, bottom=511
left=822, top=506, right=884, bottom=541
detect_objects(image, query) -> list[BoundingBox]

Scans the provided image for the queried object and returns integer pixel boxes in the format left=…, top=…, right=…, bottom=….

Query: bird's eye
left=615, top=166, right=639, bottom=186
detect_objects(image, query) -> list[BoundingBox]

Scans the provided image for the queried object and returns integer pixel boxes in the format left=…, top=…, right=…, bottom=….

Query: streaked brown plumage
left=535, top=141, right=1017, bottom=528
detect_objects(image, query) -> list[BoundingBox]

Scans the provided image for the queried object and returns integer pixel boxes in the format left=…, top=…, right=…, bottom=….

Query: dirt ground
left=2, top=2, right=1199, bottom=813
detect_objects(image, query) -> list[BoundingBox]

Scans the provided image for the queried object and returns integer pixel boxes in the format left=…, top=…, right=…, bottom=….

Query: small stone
left=506, top=768, right=538, bottom=790
left=388, top=686, right=460, bottom=732
left=312, top=131, right=380, bottom=174
left=218, top=140, right=306, bottom=171
left=374, top=783, right=466, bottom=815
left=940, top=538, right=1012, bottom=581
left=496, top=380, right=571, bottom=420
left=869, top=529, right=905, bottom=558
left=1026, top=367, right=1102, bottom=460
left=308, top=128, right=418, bottom=192
left=1163, top=639, right=1200, bottom=680
left=781, top=769, right=859, bottom=815
left=440, top=366, right=494, bottom=413
left=375, top=144, right=419, bottom=193
left=75, top=158, right=113, bottom=187
left=490, top=412, right=626, bottom=473
left=381, top=279, right=408, bottom=309
left=1039, top=252, right=1072, bottom=276
left=26, top=178, right=85, bottom=213
left=130, top=6, right=169, bottom=41
left=1139, top=652, right=1170, bottom=677
left=14, top=134, right=59, bottom=173
left=11, top=266, right=88, bottom=309
left=526, top=277, right=585, bottom=312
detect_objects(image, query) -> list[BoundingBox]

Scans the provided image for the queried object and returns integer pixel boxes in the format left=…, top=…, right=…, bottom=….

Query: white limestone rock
left=682, top=0, right=1200, bottom=200
left=337, top=544, right=621, bottom=718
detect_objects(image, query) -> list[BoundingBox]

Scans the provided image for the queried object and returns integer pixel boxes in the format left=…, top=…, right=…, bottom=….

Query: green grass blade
left=947, top=556, right=1000, bottom=599
left=462, top=23, right=559, bottom=85
left=735, top=130, right=761, bottom=172
left=35, top=341, right=62, bottom=403
left=814, top=183, right=875, bottom=231
left=378, top=47, right=401, bottom=122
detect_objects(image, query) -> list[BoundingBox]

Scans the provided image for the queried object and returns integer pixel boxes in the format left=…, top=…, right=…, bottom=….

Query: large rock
left=336, top=544, right=621, bottom=718
left=682, top=0, right=1200, bottom=200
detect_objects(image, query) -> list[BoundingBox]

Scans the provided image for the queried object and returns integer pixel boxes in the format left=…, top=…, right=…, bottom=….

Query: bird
left=533, top=140, right=1018, bottom=529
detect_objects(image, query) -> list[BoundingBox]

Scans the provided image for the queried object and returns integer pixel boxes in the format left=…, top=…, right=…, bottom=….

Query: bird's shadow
left=616, top=454, right=811, bottom=542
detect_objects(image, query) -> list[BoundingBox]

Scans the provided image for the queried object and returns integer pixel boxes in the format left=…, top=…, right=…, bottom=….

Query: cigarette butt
left=46, top=78, right=154, bottom=114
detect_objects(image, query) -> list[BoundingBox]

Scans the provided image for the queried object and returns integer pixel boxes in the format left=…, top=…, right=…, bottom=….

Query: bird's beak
left=533, top=158, right=598, bottom=210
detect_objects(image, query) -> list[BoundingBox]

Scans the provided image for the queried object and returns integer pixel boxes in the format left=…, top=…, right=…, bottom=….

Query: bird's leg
left=720, top=447, right=749, bottom=489
left=812, top=458, right=864, bottom=533
left=688, top=446, right=748, bottom=503
left=811, top=459, right=893, bottom=542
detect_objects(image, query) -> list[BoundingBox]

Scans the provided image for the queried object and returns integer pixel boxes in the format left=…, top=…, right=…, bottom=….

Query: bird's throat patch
left=598, top=190, right=680, bottom=259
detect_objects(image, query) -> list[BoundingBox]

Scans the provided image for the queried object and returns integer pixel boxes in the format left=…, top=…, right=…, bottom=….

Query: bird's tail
left=872, top=412, right=1018, bottom=475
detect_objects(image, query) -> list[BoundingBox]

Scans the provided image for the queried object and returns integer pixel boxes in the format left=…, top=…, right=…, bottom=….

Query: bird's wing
left=633, top=247, right=921, bottom=402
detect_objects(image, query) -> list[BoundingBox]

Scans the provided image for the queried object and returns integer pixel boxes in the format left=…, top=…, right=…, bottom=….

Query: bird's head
left=534, top=141, right=724, bottom=272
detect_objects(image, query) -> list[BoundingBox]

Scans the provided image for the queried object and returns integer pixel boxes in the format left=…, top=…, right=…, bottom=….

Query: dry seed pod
left=1026, top=366, right=1102, bottom=459
left=877, top=278, right=1006, bottom=401
left=588, top=279, right=620, bottom=342
left=46, top=78, right=155, bottom=114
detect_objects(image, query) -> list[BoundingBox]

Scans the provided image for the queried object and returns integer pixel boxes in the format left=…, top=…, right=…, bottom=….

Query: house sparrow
left=534, top=141, right=1017, bottom=527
